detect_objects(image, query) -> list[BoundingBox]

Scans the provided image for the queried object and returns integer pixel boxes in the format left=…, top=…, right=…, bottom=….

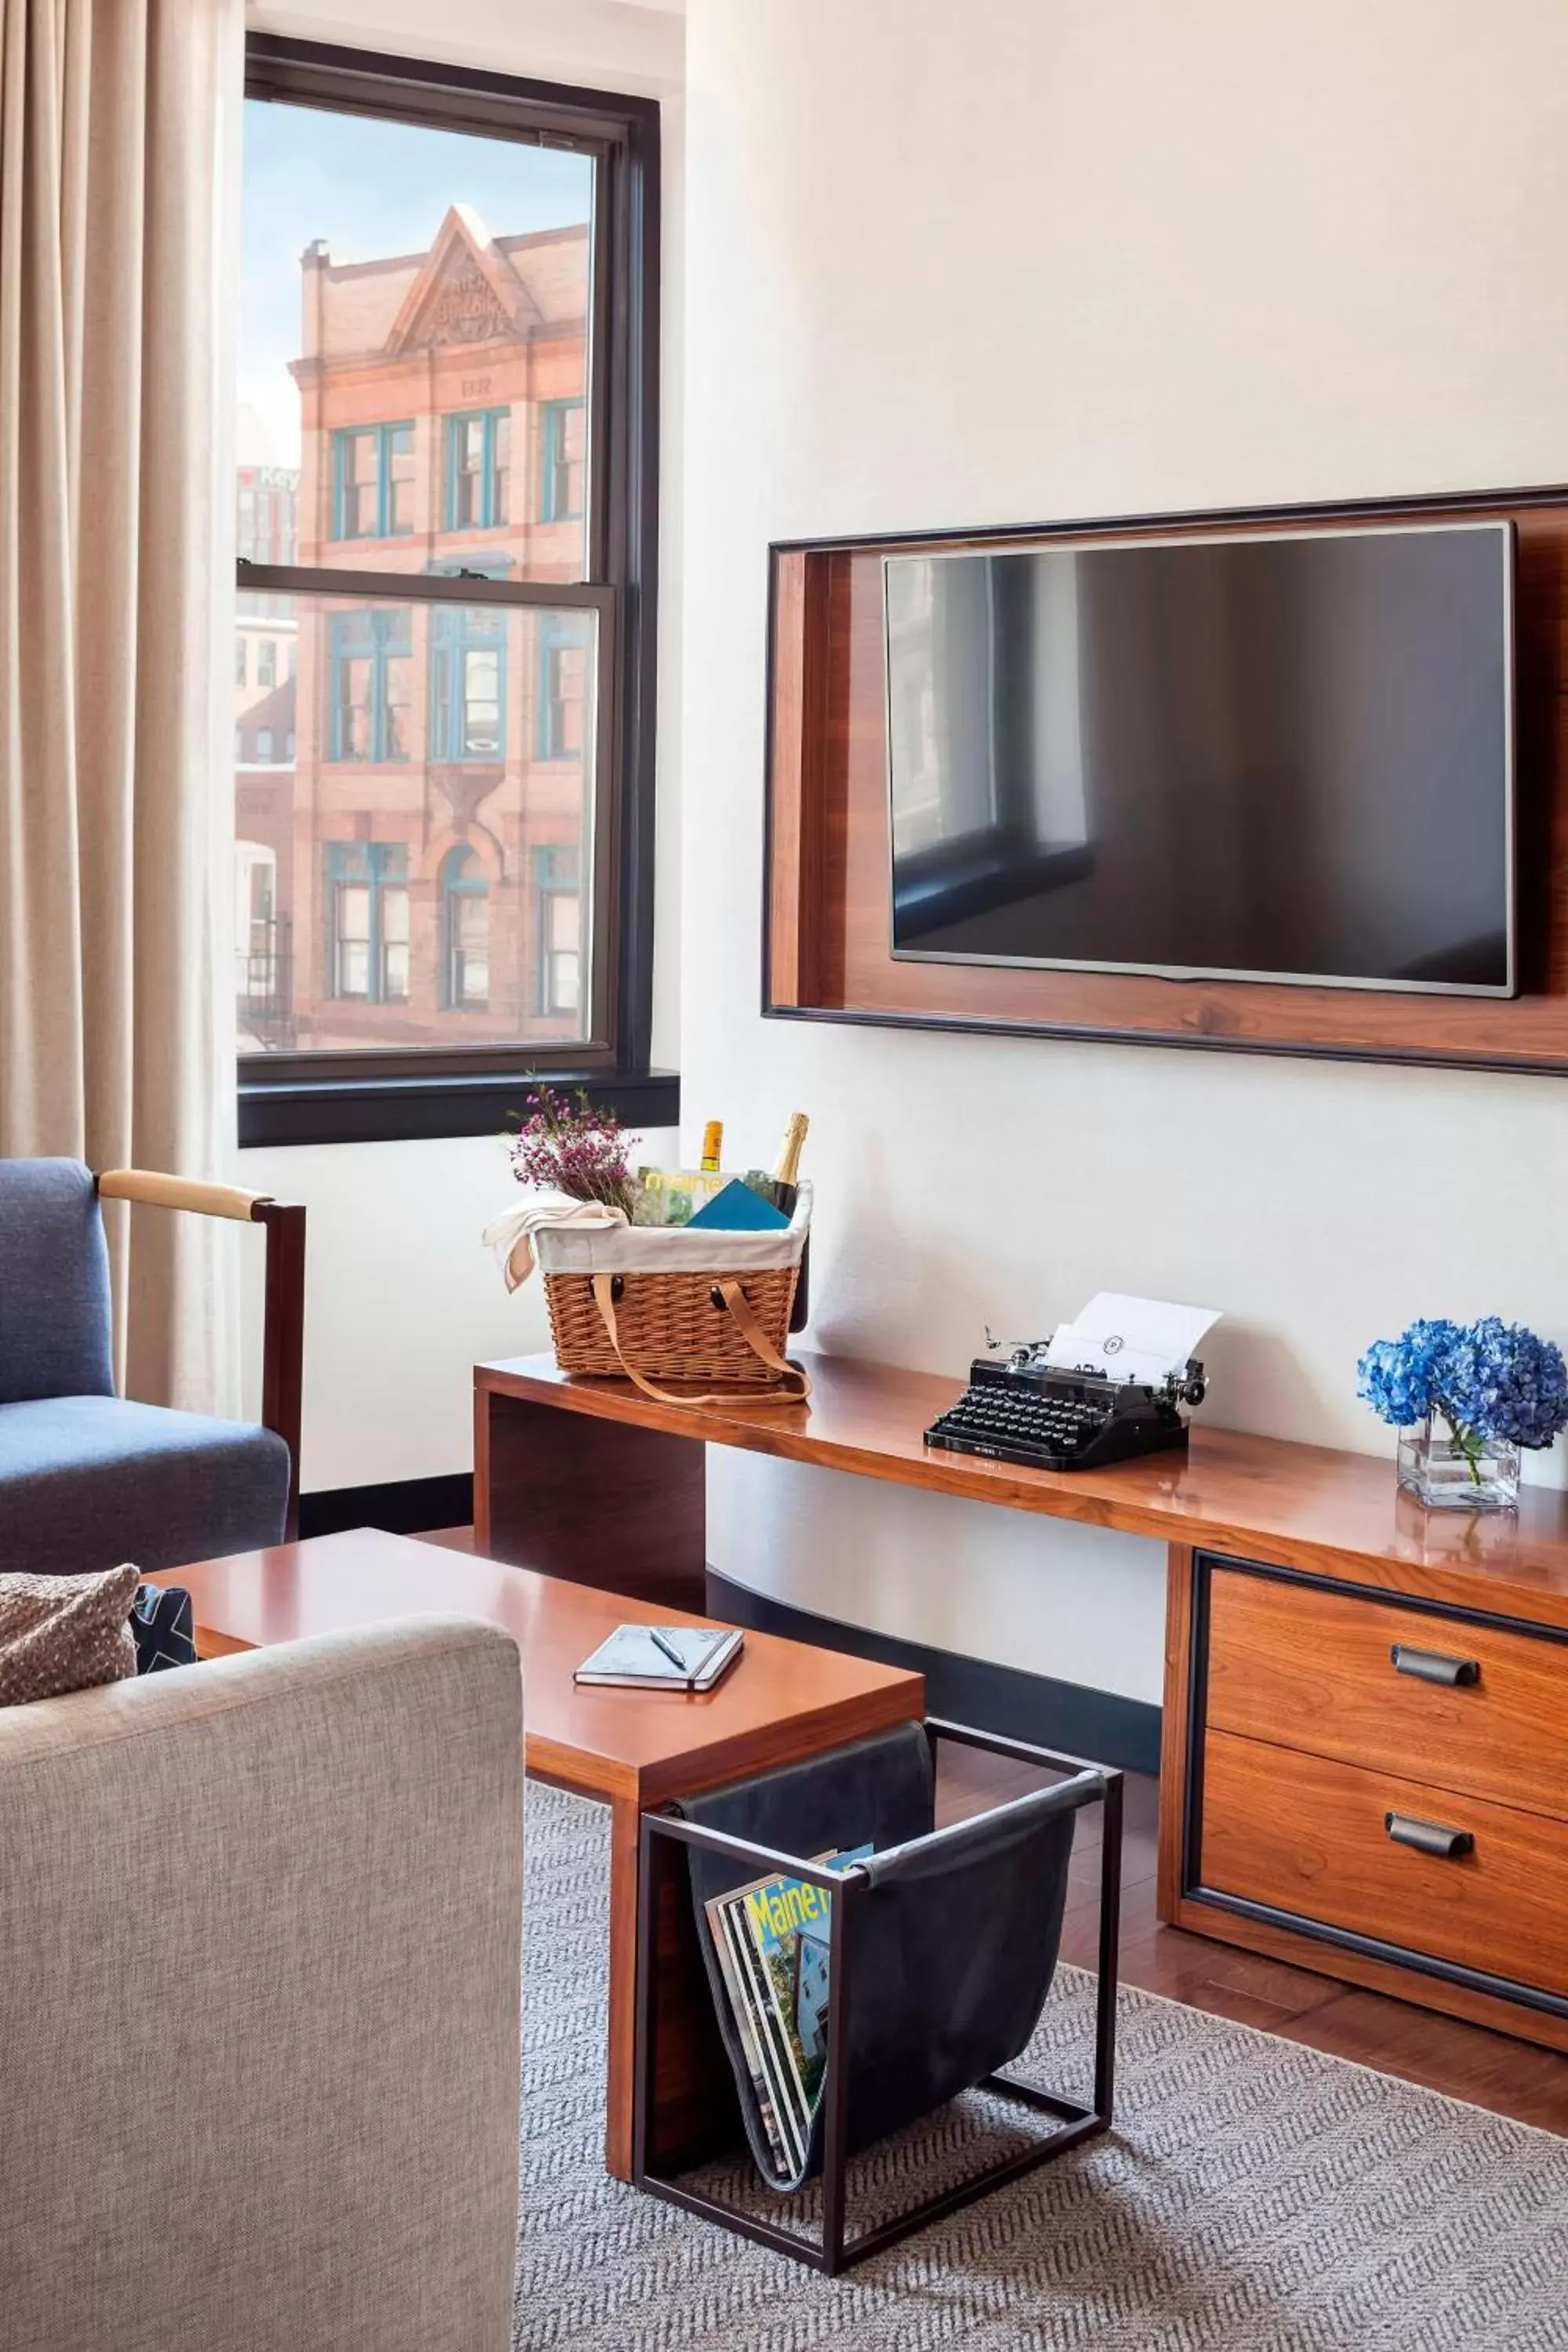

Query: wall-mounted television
left=884, top=520, right=1516, bottom=996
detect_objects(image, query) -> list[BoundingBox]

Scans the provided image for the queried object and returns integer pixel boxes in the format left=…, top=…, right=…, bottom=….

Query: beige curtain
left=0, top=0, right=242, bottom=1413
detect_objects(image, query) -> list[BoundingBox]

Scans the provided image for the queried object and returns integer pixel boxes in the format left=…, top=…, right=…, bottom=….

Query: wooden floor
left=423, top=1526, right=1568, bottom=2136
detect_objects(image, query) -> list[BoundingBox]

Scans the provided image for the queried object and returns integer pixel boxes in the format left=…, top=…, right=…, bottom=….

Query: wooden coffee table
left=150, top=1529, right=922, bottom=2180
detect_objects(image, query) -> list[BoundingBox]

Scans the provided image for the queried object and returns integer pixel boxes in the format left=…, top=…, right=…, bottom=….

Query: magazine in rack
left=702, top=1845, right=873, bottom=2187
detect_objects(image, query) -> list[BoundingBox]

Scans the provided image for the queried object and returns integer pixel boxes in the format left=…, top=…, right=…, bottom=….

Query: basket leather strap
left=590, top=1272, right=813, bottom=1408
left=712, top=1279, right=812, bottom=1400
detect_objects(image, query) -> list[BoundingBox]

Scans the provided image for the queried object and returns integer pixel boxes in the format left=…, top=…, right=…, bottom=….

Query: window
left=235, top=637, right=247, bottom=686
left=534, top=844, right=580, bottom=1017
left=327, top=843, right=408, bottom=1001
left=329, top=608, right=411, bottom=761
left=538, top=613, right=590, bottom=760
left=332, top=423, right=415, bottom=540
left=446, top=408, right=510, bottom=531
left=237, top=844, right=275, bottom=983
left=540, top=400, right=585, bottom=523
left=236, top=38, right=660, bottom=1141
left=431, top=604, right=506, bottom=760
left=237, top=844, right=292, bottom=1052
left=441, top=846, right=489, bottom=1009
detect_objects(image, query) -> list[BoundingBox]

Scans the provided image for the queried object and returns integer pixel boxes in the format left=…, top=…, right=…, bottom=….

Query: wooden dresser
left=1160, top=1539, right=1568, bottom=2050
left=476, top=1347, right=1568, bottom=2049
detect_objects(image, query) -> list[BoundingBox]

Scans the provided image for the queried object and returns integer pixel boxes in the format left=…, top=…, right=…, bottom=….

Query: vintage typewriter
left=924, top=1334, right=1208, bottom=1473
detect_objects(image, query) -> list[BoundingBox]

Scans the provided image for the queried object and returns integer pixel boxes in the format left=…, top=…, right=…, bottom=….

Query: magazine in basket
left=704, top=1843, right=872, bottom=2187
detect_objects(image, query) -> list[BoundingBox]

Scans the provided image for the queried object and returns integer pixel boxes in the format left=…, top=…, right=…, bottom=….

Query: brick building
left=238, top=204, right=591, bottom=1054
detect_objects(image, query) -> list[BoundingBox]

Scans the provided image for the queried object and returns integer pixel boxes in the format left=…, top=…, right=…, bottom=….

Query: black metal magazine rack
left=632, top=1719, right=1122, bottom=2275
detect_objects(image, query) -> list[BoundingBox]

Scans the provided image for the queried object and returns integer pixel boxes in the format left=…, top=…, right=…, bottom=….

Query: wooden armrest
left=96, top=1169, right=307, bottom=1541
left=96, top=1167, right=273, bottom=1222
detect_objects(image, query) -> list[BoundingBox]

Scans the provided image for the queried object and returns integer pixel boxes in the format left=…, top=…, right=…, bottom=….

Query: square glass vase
left=1396, top=1417, right=1521, bottom=1512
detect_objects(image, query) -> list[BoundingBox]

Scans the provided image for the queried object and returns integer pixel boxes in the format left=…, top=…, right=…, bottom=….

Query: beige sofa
left=0, top=1617, right=524, bottom=2352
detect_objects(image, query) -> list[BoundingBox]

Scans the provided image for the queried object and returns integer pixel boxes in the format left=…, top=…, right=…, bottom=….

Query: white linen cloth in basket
left=483, top=1181, right=811, bottom=1292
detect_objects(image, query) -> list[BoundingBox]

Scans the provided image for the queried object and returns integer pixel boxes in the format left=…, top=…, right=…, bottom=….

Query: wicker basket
left=535, top=1183, right=812, bottom=1403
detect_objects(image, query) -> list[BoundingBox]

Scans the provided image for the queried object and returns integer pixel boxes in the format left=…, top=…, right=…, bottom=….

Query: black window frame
left=238, top=35, right=673, bottom=1147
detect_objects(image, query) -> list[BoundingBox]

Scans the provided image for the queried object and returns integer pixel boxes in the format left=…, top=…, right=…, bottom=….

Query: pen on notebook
left=648, top=1628, right=690, bottom=1673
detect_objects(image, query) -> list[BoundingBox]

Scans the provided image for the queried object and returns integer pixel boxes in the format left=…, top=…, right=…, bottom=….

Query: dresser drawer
left=1205, top=1564, right=1568, bottom=1823
left=1200, top=1728, right=1568, bottom=1999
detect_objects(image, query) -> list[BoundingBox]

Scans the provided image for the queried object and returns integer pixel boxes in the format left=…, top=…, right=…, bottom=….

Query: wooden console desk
left=476, top=1350, right=1568, bottom=2053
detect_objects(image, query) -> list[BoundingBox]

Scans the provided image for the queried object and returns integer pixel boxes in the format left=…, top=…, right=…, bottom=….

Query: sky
left=239, top=100, right=594, bottom=468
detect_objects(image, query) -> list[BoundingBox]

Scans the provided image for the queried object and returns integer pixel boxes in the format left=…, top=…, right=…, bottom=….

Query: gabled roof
left=384, top=204, right=546, bottom=354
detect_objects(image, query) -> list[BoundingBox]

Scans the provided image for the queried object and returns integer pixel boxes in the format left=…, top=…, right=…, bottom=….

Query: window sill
left=238, top=1065, right=680, bottom=1149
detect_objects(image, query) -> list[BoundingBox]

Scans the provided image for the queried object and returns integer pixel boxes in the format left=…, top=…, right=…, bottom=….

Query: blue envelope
left=684, top=1178, right=790, bottom=1232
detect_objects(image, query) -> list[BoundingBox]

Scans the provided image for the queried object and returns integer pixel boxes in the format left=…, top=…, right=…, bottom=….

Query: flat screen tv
left=884, top=521, right=1515, bottom=996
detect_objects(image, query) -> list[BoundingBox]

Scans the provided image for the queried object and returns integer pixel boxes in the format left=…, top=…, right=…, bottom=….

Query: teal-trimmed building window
left=325, top=842, right=409, bottom=1003
left=535, top=612, right=590, bottom=761
left=329, top=608, right=412, bottom=762
left=441, top=844, right=490, bottom=1011
left=539, top=399, right=585, bottom=522
left=445, top=408, right=510, bottom=531
left=332, top=423, right=415, bottom=539
left=431, top=605, right=506, bottom=762
left=533, top=843, right=580, bottom=1018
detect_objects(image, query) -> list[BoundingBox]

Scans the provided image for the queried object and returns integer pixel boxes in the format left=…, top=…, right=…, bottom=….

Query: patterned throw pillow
left=0, top=1563, right=140, bottom=1708
left=131, top=1583, right=198, bottom=1675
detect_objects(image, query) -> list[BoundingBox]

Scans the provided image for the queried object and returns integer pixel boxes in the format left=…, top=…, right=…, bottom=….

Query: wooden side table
left=151, top=1529, right=923, bottom=2179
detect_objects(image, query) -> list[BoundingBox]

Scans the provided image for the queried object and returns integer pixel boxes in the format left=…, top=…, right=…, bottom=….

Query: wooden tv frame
left=764, top=485, right=1568, bottom=1074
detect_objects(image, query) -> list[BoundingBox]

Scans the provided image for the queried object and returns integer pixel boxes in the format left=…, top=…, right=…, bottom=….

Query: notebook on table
left=574, top=1623, right=744, bottom=1691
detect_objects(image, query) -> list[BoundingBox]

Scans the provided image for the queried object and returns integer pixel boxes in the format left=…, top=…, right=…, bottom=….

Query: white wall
left=685, top=0, right=1568, bottom=1703
left=237, top=0, right=684, bottom=1490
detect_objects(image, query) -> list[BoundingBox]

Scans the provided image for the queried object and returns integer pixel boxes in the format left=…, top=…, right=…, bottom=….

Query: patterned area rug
left=516, top=1784, right=1568, bottom=2351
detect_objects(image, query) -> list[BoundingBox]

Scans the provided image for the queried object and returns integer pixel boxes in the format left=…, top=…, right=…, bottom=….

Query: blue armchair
left=0, top=1160, right=303, bottom=1577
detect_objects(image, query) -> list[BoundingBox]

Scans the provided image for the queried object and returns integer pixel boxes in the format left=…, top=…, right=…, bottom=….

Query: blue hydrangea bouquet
left=1357, top=1316, right=1568, bottom=1511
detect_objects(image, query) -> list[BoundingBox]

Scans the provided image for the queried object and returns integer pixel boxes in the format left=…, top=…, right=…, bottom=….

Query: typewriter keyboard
left=924, top=1385, right=1102, bottom=1470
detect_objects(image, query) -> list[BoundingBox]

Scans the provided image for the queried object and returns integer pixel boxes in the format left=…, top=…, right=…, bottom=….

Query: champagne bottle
left=762, top=1112, right=811, bottom=1334
left=744, top=1112, right=809, bottom=1214
left=774, top=1112, right=808, bottom=1206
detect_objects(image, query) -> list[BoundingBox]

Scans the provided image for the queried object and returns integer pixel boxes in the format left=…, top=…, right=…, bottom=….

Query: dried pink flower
left=506, top=1083, right=637, bottom=1218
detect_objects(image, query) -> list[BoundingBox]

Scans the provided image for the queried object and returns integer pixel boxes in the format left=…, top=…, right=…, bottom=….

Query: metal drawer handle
left=1390, top=1642, right=1479, bottom=1689
left=1385, top=1810, right=1475, bottom=1861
